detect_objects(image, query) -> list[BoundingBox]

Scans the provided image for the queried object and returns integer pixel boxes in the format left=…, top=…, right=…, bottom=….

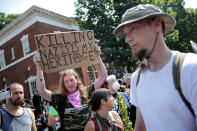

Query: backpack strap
left=108, top=112, right=117, bottom=131
left=136, top=71, right=141, bottom=87
left=136, top=67, right=144, bottom=87
left=173, top=53, right=195, bottom=117
left=95, top=113, right=111, bottom=131
left=136, top=60, right=148, bottom=86
left=95, top=118, right=103, bottom=131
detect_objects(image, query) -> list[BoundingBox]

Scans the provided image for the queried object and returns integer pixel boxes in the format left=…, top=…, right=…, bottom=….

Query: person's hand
left=94, top=44, right=101, bottom=57
left=31, top=108, right=36, bottom=112
left=33, top=51, right=42, bottom=69
left=125, top=88, right=130, bottom=96
left=36, top=121, right=41, bottom=127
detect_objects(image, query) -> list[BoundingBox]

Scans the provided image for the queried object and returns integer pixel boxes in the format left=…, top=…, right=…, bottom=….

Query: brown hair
left=89, top=88, right=111, bottom=111
left=59, top=69, right=88, bottom=102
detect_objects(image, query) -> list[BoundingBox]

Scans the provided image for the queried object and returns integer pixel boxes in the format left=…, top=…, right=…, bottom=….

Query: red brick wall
left=0, top=21, right=98, bottom=98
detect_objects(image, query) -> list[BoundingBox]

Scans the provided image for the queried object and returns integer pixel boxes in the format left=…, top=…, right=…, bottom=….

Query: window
left=30, top=81, right=37, bottom=95
left=20, top=34, right=30, bottom=56
left=0, top=50, right=6, bottom=69
left=11, top=47, right=15, bottom=59
left=87, top=66, right=97, bottom=83
left=3, top=80, right=10, bottom=104
left=26, top=76, right=37, bottom=98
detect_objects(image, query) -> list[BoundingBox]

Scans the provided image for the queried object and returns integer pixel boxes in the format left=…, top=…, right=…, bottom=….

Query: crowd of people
left=0, top=3, right=196, bottom=131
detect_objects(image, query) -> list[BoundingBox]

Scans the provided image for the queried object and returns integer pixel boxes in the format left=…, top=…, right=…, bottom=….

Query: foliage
left=175, top=8, right=197, bottom=52
left=75, top=0, right=140, bottom=73
left=117, top=93, right=133, bottom=131
left=0, top=12, right=19, bottom=30
left=75, top=0, right=197, bottom=72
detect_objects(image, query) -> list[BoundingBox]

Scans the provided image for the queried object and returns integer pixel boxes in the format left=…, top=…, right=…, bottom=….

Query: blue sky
left=0, top=0, right=77, bottom=17
left=0, top=0, right=196, bottom=17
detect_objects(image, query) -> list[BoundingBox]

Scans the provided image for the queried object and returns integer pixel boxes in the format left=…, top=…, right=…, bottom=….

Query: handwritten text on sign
left=35, top=30, right=98, bottom=73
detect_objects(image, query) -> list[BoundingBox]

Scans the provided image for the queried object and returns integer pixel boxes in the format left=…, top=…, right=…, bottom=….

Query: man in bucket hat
left=114, top=4, right=197, bottom=131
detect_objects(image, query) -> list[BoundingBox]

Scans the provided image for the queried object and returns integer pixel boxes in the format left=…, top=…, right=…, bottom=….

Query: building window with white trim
left=0, top=50, right=6, bottom=69
left=11, top=47, right=15, bottom=60
left=20, top=34, right=30, bottom=56
left=30, top=81, right=37, bottom=95
left=26, top=76, right=37, bottom=98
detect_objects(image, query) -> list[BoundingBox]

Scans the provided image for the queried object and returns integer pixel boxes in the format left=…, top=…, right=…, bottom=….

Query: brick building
left=0, top=6, right=101, bottom=99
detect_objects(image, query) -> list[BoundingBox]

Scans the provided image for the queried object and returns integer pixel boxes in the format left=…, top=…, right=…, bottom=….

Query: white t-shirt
left=130, top=51, right=197, bottom=131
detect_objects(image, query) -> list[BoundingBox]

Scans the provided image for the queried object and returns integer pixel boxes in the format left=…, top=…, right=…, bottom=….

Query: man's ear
left=101, top=99, right=106, bottom=105
left=154, top=18, right=163, bottom=33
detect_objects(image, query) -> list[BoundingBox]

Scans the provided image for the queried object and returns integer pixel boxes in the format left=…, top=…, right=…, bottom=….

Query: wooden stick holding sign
left=34, top=30, right=99, bottom=73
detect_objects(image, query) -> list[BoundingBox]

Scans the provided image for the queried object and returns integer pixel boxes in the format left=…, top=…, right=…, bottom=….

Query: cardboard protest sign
left=35, top=30, right=99, bottom=73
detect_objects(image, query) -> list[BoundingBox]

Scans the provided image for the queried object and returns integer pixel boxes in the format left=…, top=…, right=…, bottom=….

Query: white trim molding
left=0, top=50, right=6, bottom=68
left=26, top=76, right=37, bottom=98
left=20, top=34, right=30, bottom=56
left=0, top=50, right=37, bottom=72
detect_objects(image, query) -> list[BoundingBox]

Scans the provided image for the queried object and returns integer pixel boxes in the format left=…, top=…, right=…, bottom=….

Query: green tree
left=0, top=12, right=19, bottom=30
left=75, top=0, right=197, bottom=73
left=175, top=7, right=197, bottom=52
left=75, top=0, right=140, bottom=73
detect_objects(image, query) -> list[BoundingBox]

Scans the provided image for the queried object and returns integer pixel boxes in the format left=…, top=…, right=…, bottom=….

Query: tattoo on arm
left=40, top=79, right=43, bottom=82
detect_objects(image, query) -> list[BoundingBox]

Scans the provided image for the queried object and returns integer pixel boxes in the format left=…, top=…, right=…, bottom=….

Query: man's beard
left=133, top=48, right=147, bottom=61
left=10, top=98, right=24, bottom=106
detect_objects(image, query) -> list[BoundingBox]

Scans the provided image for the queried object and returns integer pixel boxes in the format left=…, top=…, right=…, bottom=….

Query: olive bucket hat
left=113, top=4, right=176, bottom=37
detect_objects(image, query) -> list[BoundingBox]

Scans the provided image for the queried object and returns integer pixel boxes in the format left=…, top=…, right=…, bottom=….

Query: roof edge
left=0, top=5, right=78, bottom=39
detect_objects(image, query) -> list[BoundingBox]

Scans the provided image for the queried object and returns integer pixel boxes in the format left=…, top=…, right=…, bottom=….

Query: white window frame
left=20, top=34, right=30, bottom=56
left=11, top=47, right=16, bottom=60
left=26, top=76, right=37, bottom=98
left=3, top=81, right=9, bottom=104
left=0, top=50, right=6, bottom=69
